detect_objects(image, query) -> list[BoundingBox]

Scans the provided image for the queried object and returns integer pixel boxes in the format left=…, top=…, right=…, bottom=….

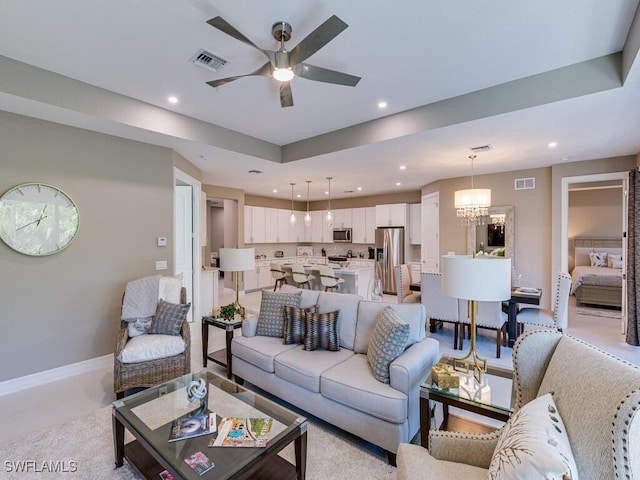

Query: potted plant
left=220, top=302, right=238, bottom=321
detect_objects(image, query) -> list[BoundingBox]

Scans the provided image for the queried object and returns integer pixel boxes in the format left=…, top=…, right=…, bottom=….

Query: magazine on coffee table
left=209, top=417, right=273, bottom=448
left=168, top=411, right=217, bottom=443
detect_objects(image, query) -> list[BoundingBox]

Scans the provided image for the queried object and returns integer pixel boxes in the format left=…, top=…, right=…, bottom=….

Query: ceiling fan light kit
left=206, top=14, right=361, bottom=107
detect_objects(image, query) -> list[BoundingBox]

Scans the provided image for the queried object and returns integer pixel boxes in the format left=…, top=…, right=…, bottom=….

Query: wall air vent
left=469, top=144, right=492, bottom=153
left=515, top=177, right=535, bottom=190
left=190, top=48, right=229, bottom=72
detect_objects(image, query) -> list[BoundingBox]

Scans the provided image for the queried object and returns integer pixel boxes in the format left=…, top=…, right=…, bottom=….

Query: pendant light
left=304, top=180, right=312, bottom=227
left=454, top=155, right=491, bottom=225
left=289, top=183, right=296, bottom=226
left=325, top=177, right=333, bottom=227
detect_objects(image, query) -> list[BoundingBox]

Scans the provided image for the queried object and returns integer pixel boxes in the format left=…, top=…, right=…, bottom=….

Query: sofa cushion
left=354, top=301, right=426, bottom=354
left=256, top=290, right=302, bottom=337
left=397, top=444, right=488, bottom=480
left=118, top=334, right=185, bottom=363
left=321, top=354, right=408, bottom=423
left=231, top=335, right=298, bottom=373
left=367, top=307, right=411, bottom=383
left=280, top=284, right=320, bottom=308
left=283, top=305, right=317, bottom=345
left=316, top=291, right=361, bottom=350
left=487, top=393, right=578, bottom=480
left=303, top=311, right=340, bottom=351
left=148, top=299, right=191, bottom=336
left=274, top=346, right=354, bottom=392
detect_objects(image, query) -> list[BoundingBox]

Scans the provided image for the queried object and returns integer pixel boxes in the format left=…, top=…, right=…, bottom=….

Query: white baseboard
left=0, top=354, right=114, bottom=397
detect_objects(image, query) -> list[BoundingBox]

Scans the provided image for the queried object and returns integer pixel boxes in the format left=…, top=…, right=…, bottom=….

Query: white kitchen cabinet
left=409, top=203, right=421, bottom=245
left=352, top=207, right=376, bottom=244
left=364, top=207, right=376, bottom=243
left=333, top=208, right=352, bottom=229
left=408, top=262, right=422, bottom=283
left=243, top=268, right=259, bottom=291
left=257, top=260, right=272, bottom=289
left=245, top=206, right=266, bottom=243
left=310, top=210, right=332, bottom=243
left=376, top=203, right=408, bottom=227
left=277, top=209, right=299, bottom=243
left=264, top=208, right=279, bottom=243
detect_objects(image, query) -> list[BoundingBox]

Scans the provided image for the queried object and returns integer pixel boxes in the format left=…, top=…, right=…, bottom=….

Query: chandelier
left=454, top=155, right=491, bottom=225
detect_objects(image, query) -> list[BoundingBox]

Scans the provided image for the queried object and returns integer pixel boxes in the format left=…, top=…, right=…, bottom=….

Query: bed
left=570, top=237, right=623, bottom=308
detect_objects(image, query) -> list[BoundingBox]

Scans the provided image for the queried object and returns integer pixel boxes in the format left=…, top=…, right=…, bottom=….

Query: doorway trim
left=174, top=167, right=202, bottom=322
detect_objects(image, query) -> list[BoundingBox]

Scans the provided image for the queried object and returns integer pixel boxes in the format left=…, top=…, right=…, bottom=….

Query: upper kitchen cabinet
left=375, top=203, right=408, bottom=227
left=333, top=208, right=353, bottom=229
left=276, top=209, right=298, bottom=243
left=352, top=207, right=376, bottom=244
left=310, top=210, right=332, bottom=243
left=265, top=208, right=279, bottom=243
left=244, top=206, right=266, bottom=243
left=409, top=203, right=421, bottom=244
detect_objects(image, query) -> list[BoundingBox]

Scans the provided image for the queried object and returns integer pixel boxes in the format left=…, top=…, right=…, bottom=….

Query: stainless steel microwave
left=333, top=228, right=352, bottom=243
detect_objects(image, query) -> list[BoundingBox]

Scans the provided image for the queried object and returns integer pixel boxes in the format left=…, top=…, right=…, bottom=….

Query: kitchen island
left=279, top=262, right=374, bottom=298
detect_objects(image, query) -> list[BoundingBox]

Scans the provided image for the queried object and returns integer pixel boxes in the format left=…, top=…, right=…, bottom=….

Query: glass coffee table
left=113, top=370, right=307, bottom=479
left=420, top=356, right=513, bottom=448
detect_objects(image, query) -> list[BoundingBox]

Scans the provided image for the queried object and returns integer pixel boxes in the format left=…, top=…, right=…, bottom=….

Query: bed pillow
left=607, top=254, right=623, bottom=269
left=589, top=251, right=607, bottom=267
left=487, top=393, right=578, bottom=480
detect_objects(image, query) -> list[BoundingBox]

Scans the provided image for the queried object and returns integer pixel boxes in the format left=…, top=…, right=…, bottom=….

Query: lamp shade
left=441, top=255, right=511, bottom=301
left=219, top=247, right=255, bottom=272
left=454, top=189, right=491, bottom=209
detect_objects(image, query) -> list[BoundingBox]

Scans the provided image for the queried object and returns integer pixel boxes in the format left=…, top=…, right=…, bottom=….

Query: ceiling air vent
left=190, top=48, right=229, bottom=72
left=515, top=177, right=535, bottom=190
left=469, top=144, right=492, bottom=153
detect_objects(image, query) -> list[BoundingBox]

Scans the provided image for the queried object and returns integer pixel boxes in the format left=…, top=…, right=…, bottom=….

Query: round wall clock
left=0, top=183, right=80, bottom=256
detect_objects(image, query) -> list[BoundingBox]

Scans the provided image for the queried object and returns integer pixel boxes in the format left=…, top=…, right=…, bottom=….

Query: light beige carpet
left=0, top=405, right=396, bottom=479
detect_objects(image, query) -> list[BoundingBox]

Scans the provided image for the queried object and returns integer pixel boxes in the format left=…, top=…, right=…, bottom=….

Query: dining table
left=409, top=283, right=542, bottom=348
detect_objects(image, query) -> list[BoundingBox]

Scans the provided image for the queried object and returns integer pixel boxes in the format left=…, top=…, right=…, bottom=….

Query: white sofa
left=231, top=285, right=440, bottom=464
left=397, top=329, right=640, bottom=479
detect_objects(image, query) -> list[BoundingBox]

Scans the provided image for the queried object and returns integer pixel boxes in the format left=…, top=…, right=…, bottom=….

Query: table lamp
left=219, top=247, right=255, bottom=317
left=441, top=254, right=511, bottom=381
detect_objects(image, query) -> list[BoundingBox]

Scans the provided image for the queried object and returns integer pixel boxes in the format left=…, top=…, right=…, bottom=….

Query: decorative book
left=168, top=411, right=217, bottom=443
left=209, top=417, right=273, bottom=448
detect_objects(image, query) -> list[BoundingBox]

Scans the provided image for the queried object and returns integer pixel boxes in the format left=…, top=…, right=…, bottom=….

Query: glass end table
left=420, top=356, right=513, bottom=448
left=202, top=311, right=257, bottom=379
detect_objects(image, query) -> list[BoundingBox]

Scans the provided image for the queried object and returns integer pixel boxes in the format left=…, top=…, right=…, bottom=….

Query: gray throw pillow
left=367, top=306, right=410, bottom=383
left=256, top=291, right=302, bottom=337
left=303, top=310, right=340, bottom=351
left=148, top=299, right=191, bottom=336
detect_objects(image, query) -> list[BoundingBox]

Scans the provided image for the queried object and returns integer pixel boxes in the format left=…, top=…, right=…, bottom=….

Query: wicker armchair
left=114, top=287, right=191, bottom=399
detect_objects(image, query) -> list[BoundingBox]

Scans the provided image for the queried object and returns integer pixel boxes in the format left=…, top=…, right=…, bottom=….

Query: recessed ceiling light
left=399, top=165, right=406, bottom=170
left=548, top=142, right=557, bottom=148
left=378, top=101, right=387, bottom=109
left=273, top=189, right=278, bottom=193
left=325, top=191, right=329, bottom=195
left=357, top=187, right=362, bottom=191
left=296, top=194, right=301, bottom=198
left=167, top=96, right=178, bottom=104
left=395, top=182, right=402, bottom=186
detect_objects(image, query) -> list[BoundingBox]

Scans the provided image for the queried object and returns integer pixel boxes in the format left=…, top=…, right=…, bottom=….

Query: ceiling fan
left=205, top=15, right=361, bottom=107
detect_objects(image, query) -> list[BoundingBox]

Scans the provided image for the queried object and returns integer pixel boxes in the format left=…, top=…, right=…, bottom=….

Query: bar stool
left=319, top=266, right=345, bottom=292
left=270, top=263, right=291, bottom=291
left=291, top=264, right=316, bottom=289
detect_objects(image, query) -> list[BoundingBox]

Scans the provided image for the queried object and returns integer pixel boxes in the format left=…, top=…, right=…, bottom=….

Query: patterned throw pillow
left=608, top=254, right=623, bottom=269
left=148, top=299, right=191, bottom=336
left=303, top=311, right=340, bottom=351
left=283, top=305, right=318, bottom=345
left=367, top=307, right=411, bottom=383
left=589, top=251, right=607, bottom=267
left=487, top=393, right=578, bottom=480
left=127, top=317, right=153, bottom=337
left=256, top=291, right=302, bottom=337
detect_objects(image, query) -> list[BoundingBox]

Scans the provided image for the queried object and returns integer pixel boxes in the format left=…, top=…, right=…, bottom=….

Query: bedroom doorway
left=561, top=172, right=629, bottom=334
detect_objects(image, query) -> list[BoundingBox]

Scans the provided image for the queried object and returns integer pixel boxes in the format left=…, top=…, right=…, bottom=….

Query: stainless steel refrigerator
left=375, top=227, right=405, bottom=295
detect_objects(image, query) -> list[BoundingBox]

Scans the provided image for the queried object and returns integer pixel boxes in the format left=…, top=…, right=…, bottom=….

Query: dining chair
left=291, top=264, right=316, bottom=289
left=420, top=272, right=460, bottom=349
left=319, top=266, right=345, bottom=292
left=516, top=271, right=572, bottom=334
left=394, top=264, right=421, bottom=304
left=458, top=300, right=507, bottom=358
left=270, top=263, right=291, bottom=291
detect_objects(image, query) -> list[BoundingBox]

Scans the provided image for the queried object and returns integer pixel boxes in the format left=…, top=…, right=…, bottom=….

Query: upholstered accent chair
left=458, top=300, right=507, bottom=358
left=394, top=264, right=421, bottom=304
left=420, top=272, right=460, bottom=349
left=397, top=330, right=640, bottom=479
left=114, top=287, right=190, bottom=399
left=270, top=262, right=291, bottom=291
left=517, top=271, right=572, bottom=334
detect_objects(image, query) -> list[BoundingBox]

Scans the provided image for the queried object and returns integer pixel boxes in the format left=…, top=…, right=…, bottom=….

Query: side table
left=202, top=315, right=243, bottom=379
left=420, top=357, right=513, bottom=448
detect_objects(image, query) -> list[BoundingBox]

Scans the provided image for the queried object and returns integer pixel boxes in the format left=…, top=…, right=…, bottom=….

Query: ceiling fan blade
left=293, top=63, right=360, bottom=87
left=206, top=62, right=273, bottom=88
left=279, top=82, right=294, bottom=108
left=289, top=15, right=348, bottom=65
left=207, top=16, right=275, bottom=63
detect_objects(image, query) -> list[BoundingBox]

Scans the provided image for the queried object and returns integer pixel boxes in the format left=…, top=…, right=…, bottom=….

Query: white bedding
left=570, top=265, right=623, bottom=294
